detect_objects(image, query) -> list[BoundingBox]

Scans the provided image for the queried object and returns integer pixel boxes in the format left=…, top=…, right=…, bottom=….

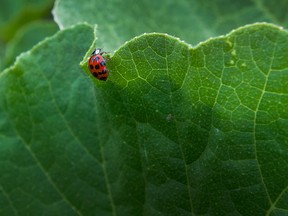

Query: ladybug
left=88, top=48, right=109, bottom=81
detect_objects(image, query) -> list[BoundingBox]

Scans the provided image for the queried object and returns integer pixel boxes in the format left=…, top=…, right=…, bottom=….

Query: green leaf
left=82, top=23, right=288, bottom=215
left=1, top=21, right=288, bottom=215
left=0, top=23, right=97, bottom=216
left=53, top=0, right=288, bottom=50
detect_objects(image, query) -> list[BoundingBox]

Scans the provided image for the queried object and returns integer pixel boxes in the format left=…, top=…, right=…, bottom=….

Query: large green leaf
left=81, top=23, right=288, bottom=214
left=0, top=20, right=288, bottom=215
left=0, top=24, right=96, bottom=216
left=53, top=0, right=288, bottom=50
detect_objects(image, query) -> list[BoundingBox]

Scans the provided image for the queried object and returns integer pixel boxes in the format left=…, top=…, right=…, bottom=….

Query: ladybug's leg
left=100, top=51, right=110, bottom=55
left=101, top=52, right=111, bottom=61
left=105, top=56, right=111, bottom=61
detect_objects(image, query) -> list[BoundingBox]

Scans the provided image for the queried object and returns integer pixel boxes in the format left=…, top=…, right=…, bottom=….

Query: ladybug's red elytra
left=88, top=48, right=109, bottom=81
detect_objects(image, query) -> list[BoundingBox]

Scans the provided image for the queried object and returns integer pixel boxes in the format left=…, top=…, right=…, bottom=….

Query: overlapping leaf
left=0, top=20, right=288, bottom=215
left=53, top=0, right=288, bottom=50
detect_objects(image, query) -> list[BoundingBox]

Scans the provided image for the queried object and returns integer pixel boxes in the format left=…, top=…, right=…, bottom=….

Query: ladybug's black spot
left=92, top=72, right=98, bottom=77
left=89, top=65, right=94, bottom=69
left=100, top=61, right=106, bottom=66
left=100, top=77, right=107, bottom=81
left=102, top=69, right=107, bottom=74
left=95, top=64, right=100, bottom=70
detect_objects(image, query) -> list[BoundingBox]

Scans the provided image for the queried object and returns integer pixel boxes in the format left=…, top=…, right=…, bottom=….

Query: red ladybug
left=88, top=48, right=109, bottom=81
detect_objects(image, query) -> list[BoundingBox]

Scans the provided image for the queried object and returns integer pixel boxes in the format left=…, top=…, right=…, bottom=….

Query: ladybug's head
left=91, top=48, right=102, bottom=56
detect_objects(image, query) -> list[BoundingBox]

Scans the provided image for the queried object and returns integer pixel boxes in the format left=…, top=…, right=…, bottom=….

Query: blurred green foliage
left=0, top=0, right=57, bottom=70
